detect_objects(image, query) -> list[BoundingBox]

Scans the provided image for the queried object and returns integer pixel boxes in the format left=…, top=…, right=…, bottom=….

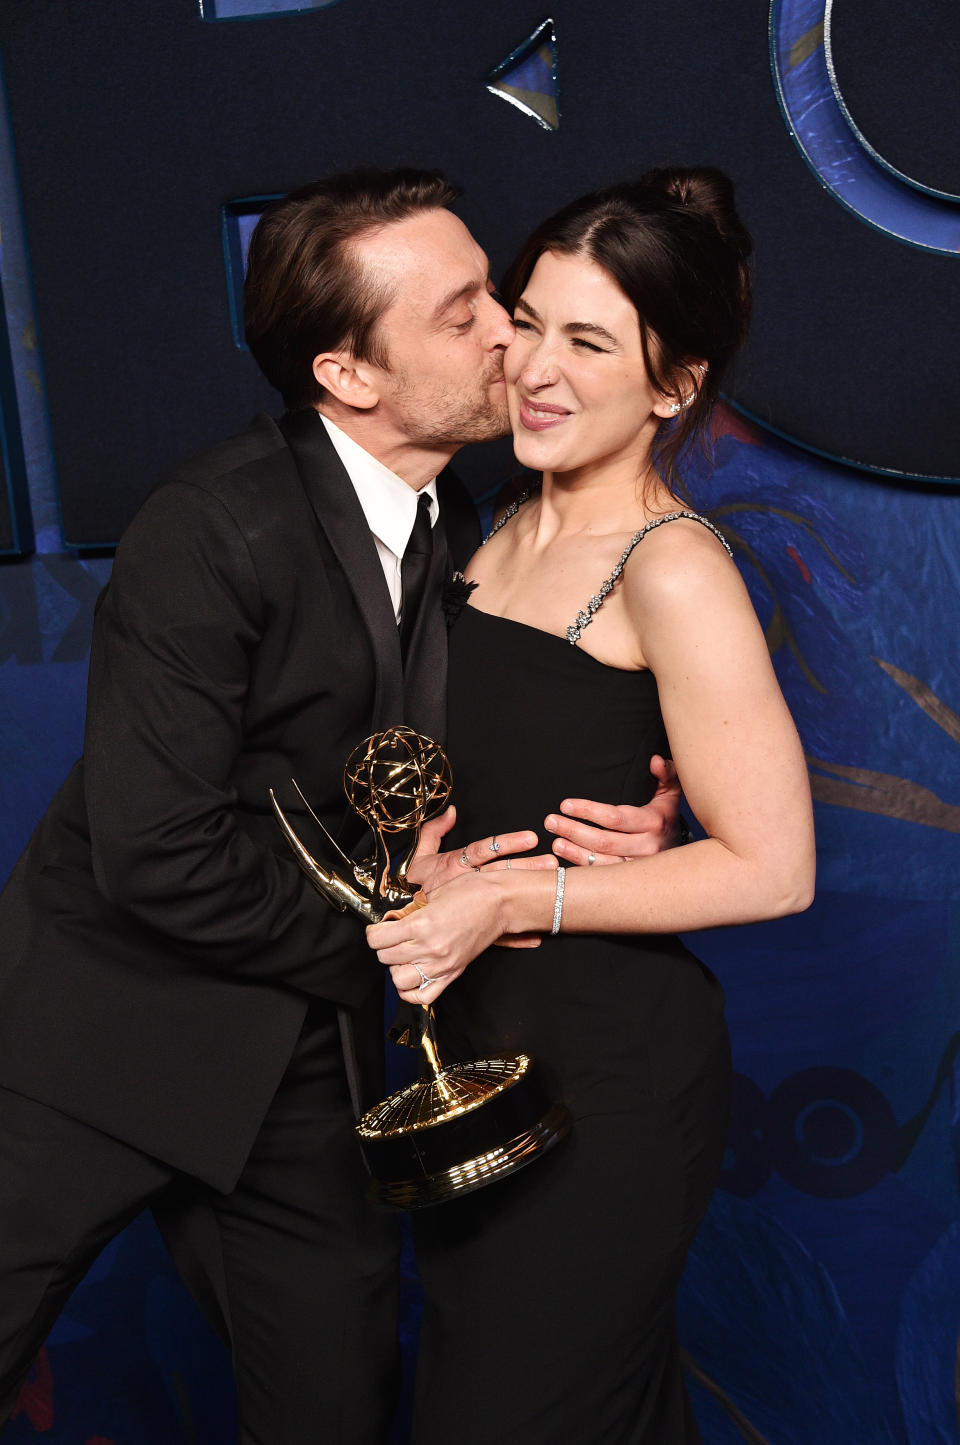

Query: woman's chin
left=511, top=431, right=557, bottom=472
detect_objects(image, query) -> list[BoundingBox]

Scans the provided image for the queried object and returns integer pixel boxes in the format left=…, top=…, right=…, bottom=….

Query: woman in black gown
left=368, top=168, right=815, bottom=1443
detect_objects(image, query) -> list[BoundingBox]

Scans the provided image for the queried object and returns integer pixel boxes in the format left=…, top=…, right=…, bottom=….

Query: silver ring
left=505, top=858, right=512, bottom=870
left=414, top=965, right=436, bottom=992
left=489, top=836, right=500, bottom=854
left=587, top=853, right=596, bottom=866
left=621, top=855, right=629, bottom=863
left=459, top=849, right=470, bottom=868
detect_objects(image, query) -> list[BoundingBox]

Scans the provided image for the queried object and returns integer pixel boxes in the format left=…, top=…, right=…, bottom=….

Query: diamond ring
left=587, top=853, right=596, bottom=866
left=489, top=836, right=500, bottom=854
left=459, top=849, right=470, bottom=868
left=414, top=965, right=436, bottom=992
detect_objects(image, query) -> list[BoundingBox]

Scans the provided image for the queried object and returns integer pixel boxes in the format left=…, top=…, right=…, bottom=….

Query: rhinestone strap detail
left=482, top=487, right=533, bottom=543
left=565, top=511, right=733, bottom=646
left=483, top=495, right=732, bottom=647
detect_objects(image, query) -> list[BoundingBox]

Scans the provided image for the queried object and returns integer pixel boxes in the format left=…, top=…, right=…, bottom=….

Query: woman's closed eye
left=513, top=317, right=608, bottom=354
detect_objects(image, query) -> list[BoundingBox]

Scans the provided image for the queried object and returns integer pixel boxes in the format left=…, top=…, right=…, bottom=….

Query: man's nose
left=483, top=294, right=515, bottom=349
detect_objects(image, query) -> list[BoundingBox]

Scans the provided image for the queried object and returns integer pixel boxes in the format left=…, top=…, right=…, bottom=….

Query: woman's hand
left=544, top=755, right=683, bottom=866
left=406, top=805, right=555, bottom=894
left=366, top=871, right=514, bottom=1005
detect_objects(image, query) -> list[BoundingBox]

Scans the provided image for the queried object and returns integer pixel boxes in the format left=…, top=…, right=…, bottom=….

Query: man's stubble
left=388, top=361, right=511, bottom=449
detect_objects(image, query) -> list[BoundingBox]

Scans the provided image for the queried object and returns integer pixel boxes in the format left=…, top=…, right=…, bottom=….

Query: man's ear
left=312, top=352, right=381, bottom=411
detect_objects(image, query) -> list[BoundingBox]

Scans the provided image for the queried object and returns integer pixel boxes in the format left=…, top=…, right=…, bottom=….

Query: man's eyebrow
left=514, top=296, right=620, bottom=348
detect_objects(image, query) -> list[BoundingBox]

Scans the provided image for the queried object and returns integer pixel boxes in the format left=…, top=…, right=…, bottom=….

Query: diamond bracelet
left=551, top=866, right=566, bottom=936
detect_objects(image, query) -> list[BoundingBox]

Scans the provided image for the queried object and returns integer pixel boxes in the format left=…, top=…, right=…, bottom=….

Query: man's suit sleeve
left=83, top=478, right=370, bottom=1005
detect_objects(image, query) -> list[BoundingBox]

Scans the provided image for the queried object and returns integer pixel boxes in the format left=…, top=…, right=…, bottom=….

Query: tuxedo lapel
left=277, top=410, right=404, bottom=1125
left=277, top=409, right=404, bottom=731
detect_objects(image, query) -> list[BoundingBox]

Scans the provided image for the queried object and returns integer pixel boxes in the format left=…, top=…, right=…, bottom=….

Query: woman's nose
left=522, top=343, right=558, bottom=388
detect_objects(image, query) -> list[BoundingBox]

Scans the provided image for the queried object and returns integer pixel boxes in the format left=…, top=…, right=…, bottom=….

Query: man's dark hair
left=244, top=167, right=462, bottom=410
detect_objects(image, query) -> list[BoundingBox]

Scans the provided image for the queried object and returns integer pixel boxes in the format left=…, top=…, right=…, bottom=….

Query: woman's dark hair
left=244, top=167, right=461, bottom=410
left=501, top=166, right=753, bottom=495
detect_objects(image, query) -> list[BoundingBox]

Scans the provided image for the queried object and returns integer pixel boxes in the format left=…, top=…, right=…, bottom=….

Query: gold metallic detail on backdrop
left=807, top=755, right=960, bottom=832
left=788, top=20, right=825, bottom=71
left=486, top=18, right=560, bottom=132
left=874, top=658, right=960, bottom=745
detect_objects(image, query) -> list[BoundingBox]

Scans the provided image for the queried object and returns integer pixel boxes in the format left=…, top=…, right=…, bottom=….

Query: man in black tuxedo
left=0, top=169, right=678, bottom=1443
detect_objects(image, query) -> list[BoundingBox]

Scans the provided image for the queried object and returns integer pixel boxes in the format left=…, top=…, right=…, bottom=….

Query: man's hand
left=544, top=755, right=683, bottom=866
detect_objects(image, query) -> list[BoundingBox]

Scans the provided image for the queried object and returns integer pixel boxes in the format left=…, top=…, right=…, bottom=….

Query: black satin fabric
left=412, top=604, right=731, bottom=1445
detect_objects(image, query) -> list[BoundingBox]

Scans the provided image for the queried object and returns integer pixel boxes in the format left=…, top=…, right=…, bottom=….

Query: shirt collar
left=319, top=413, right=437, bottom=559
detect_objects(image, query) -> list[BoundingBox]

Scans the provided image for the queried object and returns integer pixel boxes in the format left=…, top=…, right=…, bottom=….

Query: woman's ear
left=656, top=360, right=708, bottom=417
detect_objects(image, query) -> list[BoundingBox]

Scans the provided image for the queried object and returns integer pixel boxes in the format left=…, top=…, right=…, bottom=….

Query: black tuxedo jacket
left=0, top=410, right=480, bottom=1192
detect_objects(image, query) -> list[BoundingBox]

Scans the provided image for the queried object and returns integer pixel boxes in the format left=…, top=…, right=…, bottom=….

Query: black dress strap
left=565, top=510, right=732, bottom=646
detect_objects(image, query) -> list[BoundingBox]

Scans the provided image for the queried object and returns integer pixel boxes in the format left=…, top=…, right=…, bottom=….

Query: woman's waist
left=432, top=933, right=727, bottom=1104
left=434, top=932, right=724, bottom=1042
left=446, top=772, right=660, bottom=854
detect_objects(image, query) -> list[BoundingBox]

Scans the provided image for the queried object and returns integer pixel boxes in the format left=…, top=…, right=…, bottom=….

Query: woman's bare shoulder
left=623, top=513, right=738, bottom=604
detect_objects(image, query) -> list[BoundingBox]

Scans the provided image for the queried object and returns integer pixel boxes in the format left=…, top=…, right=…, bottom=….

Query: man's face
left=354, top=209, right=515, bottom=448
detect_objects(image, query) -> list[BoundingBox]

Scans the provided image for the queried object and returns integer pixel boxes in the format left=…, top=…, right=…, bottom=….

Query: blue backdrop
left=0, top=1, right=957, bottom=1440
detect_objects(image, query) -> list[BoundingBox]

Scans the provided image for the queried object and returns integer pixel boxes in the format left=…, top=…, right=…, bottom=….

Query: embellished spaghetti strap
left=565, top=510, right=732, bottom=646
left=482, top=487, right=534, bottom=543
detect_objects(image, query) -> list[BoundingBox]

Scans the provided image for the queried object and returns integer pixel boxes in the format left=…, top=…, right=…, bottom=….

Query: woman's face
left=504, top=250, right=676, bottom=482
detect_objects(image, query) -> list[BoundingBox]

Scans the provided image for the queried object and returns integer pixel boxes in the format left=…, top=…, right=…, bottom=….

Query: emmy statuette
left=271, top=725, right=571, bottom=1207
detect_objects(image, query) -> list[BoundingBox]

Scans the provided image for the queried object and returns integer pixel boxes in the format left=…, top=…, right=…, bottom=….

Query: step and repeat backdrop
left=0, top=1, right=957, bottom=1441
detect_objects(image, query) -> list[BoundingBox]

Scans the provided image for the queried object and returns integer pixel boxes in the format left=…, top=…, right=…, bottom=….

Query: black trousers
left=0, top=1005, right=399, bottom=1445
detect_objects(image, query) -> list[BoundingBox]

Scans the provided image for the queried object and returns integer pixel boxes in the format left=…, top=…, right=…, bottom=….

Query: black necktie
left=399, top=492, right=434, bottom=654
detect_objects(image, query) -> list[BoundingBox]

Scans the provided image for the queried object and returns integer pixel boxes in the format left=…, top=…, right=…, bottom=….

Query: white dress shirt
left=319, top=414, right=438, bottom=625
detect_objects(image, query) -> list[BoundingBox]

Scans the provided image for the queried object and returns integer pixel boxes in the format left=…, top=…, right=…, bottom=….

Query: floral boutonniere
left=441, top=570, right=478, bottom=627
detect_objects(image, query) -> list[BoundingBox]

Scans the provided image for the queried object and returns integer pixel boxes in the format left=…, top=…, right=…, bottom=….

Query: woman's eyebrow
left=563, top=321, right=619, bottom=346
left=514, top=297, right=542, bottom=322
left=514, top=296, right=619, bottom=347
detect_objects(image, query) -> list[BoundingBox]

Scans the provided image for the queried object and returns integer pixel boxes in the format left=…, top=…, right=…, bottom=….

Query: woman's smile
left=517, top=396, right=571, bottom=431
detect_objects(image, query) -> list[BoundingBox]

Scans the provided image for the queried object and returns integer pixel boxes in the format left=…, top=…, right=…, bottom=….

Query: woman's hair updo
left=501, top=166, right=753, bottom=494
